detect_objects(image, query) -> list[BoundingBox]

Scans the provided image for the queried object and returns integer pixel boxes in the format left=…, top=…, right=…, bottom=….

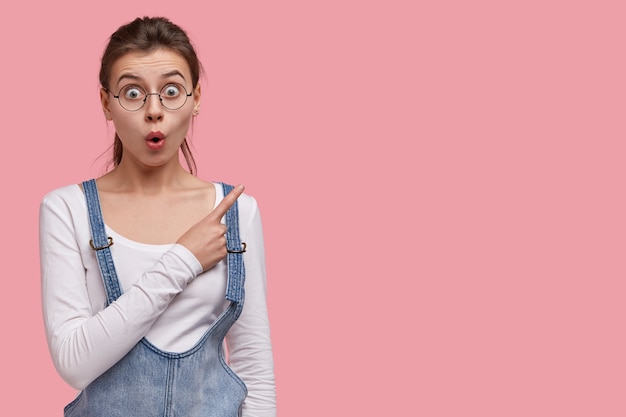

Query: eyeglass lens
left=116, top=83, right=189, bottom=111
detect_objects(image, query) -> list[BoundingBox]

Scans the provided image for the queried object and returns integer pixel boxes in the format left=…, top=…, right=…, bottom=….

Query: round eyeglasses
left=105, top=83, right=193, bottom=111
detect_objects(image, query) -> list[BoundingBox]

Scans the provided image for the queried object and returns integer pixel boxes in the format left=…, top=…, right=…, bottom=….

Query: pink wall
left=2, top=0, right=625, bottom=415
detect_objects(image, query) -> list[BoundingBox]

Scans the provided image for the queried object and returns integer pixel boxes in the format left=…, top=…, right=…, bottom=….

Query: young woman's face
left=100, top=48, right=201, bottom=169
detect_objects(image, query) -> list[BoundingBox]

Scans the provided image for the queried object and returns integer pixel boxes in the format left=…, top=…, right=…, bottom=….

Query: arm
left=39, top=190, right=202, bottom=390
left=225, top=197, right=276, bottom=417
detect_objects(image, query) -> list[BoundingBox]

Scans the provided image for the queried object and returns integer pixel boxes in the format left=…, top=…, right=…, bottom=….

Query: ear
left=100, top=88, right=113, bottom=120
left=192, top=84, right=201, bottom=116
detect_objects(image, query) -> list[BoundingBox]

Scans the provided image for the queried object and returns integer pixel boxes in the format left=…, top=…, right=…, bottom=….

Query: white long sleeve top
left=39, top=183, right=276, bottom=417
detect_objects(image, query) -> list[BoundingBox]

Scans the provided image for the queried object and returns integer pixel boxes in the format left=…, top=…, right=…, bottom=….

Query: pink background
left=1, top=0, right=625, bottom=415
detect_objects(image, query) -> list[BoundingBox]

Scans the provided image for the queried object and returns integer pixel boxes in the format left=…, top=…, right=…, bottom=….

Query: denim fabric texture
left=64, top=180, right=247, bottom=417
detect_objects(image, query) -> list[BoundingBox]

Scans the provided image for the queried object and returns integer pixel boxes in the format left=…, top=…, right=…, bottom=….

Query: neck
left=103, top=159, right=193, bottom=194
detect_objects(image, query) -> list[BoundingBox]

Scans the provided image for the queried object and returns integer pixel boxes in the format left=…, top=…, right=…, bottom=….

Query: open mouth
left=146, top=132, right=165, bottom=150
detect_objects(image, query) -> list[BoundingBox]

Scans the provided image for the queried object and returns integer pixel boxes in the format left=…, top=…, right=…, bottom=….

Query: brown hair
left=100, top=16, right=202, bottom=174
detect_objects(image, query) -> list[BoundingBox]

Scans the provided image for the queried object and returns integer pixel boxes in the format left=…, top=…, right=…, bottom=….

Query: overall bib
left=64, top=180, right=248, bottom=417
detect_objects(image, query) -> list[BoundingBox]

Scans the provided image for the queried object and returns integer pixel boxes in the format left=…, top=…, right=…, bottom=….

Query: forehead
left=111, top=48, right=192, bottom=86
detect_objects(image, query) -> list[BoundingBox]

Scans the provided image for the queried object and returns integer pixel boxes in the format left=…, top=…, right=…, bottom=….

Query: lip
left=146, top=131, right=165, bottom=150
left=146, top=131, right=165, bottom=141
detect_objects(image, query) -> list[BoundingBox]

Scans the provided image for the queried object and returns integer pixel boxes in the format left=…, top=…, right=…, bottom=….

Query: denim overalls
left=64, top=180, right=248, bottom=417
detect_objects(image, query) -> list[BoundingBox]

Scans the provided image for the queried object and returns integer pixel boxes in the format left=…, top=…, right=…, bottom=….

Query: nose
left=144, top=93, right=163, bottom=121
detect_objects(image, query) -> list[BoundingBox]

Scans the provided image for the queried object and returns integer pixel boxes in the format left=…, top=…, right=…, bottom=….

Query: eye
left=162, top=84, right=181, bottom=98
left=122, top=86, right=144, bottom=100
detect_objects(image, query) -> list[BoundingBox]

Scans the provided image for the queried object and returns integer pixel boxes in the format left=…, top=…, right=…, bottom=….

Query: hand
left=177, top=184, right=245, bottom=271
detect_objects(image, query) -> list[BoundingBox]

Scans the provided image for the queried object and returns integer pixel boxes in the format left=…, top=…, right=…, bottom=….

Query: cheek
left=111, top=113, right=140, bottom=136
left=172, top=113, right=195, bottom=132
left=110, top=111, right=194, bottom=139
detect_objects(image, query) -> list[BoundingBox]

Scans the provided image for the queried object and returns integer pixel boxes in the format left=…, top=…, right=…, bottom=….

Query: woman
left=39, top=16, right=275, bottom=416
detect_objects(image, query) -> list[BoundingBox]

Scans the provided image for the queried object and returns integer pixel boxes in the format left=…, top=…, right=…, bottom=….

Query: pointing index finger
left=210, top=184, right=245, bottom=220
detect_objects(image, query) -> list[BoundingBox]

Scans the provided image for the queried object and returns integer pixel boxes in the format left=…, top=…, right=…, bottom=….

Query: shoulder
left=39, top=183, right=91, bottom=242
left=40, top=183, right=85, bottom=216
left=213, top=182, right=260, bottom=227
left=41, top=183, right=83, bottom=204
left=214, top=181, right=258, bottom=209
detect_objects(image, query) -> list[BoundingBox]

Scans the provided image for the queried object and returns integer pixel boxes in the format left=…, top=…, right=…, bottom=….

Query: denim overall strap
left=82, top=179, right=122, bottom=305
left=221, top=183, right=246, bottom=305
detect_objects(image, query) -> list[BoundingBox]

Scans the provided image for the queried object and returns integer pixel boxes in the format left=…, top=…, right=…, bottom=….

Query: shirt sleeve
left=39, top=189, right=203, bottom=390
left=225, top=196, right=277, bottom=417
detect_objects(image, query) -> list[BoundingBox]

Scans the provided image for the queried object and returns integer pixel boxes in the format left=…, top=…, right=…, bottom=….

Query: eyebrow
left=115, top=70, right=187, bottom=87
